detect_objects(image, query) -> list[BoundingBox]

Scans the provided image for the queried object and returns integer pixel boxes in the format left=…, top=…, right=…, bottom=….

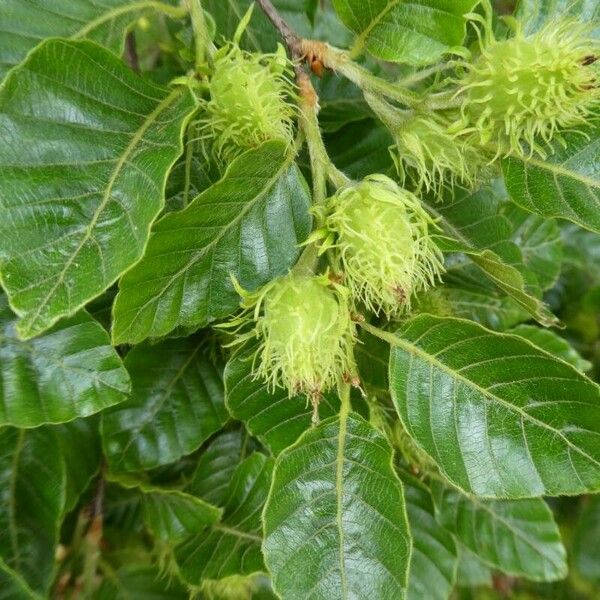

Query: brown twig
left=255, top=0, right=303, bottom=58
left=255, top=0, right=319, bottom=108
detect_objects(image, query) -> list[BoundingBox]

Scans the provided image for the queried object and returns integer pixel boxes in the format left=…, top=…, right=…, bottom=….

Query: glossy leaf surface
left=102, top=337, right=227, bottom=471
left=175, top=453, right=273, bottom=585
left=331, top=0, right=477, bottom=64
left=0, top=298, right=129, bottom=427
left=0, top=1, right=186, bottom=81
left=263, top=412, right=411, bottom=600
left=386, top=315, right=600, bottom=497
left=0, top=39, right=196, bottom=338
left=432, top=482, right=567, bottom=581
left=503, top=123, right=600, bottom=235
left=112, top=141, right=311, bottom=344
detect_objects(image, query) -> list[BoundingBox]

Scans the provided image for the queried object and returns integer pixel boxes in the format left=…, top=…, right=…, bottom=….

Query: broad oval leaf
left=429, top=184, right=558, bottom=327
left=432, top=483, right=567, bottom=581
left=0, top=297, right=129, bottom=427
left=109, top=475, right=222, bottom=544
left=175, top=453, right=273, bottom=585
left=112, top=141, right=312, bottom=344
left=0, top=39, right=196, bottom=339
left=331, top=0, right=477, bottom=64
left=430, top=287, right=528, bottom=332
left=431, top=482, right=567, bottom=581
left=510, top=325, right=592, bottom=373
left=224, top=345, right=341, bottom=455
left=454, top=544, right=492, bottom=588
left=101, top=337, right=227, bottom=472
left=0, top=428, right=66, bottom=594
left=400, top=473, right=457, bottom=600
left=503, top=123, right=600, bottom=234
left=186, top=429, right=246, bottom=506
left=384, top=315, right=600, bottom=497
left=503, top=204, right=563, bottom=291
left=263, top=412, right=411, bottom=600
left=0, top=0, right=186, bottom=81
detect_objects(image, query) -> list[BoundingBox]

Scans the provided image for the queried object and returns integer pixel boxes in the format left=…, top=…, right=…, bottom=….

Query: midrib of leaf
left=355, top=0, right=400, bottom=45
left=0, top=328, right=127, bottom=396
left=335, top=393, right=350, bottom=598
left=72, top=0, right=187, bottom=39
left=517, top=153, right=600, bottom=189
left=212, top=523, right=262, bottom=542
left=120, top=146, right=294, bottom=329
left=21, top=84, right=189, bottom=338
left=8, top=429, right=25, bottom=572
left=363, top=322, right=600, bottom=471
left=118, top=343, right=203, bottom=456
left=449, top=488, right=562, bottom=570
left=353, top=0, right=458, bottom=48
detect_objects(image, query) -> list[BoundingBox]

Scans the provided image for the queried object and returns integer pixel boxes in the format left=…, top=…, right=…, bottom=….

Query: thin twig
left=255, top=0, right=302, bottom=57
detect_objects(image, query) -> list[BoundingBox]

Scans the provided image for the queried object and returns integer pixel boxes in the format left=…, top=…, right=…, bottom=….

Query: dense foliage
left=0, top=0, right=599, bottom=598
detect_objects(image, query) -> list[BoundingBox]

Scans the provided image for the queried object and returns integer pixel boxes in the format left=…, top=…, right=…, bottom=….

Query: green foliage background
left=0, top=0, right=599, bottom=598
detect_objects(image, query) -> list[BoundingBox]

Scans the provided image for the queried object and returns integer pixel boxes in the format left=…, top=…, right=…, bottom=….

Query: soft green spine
left=325, top=175, right=445, bottom=317
left=456, top=18, right=599, bottom=156
left=201, top=44, right=296, bottom=164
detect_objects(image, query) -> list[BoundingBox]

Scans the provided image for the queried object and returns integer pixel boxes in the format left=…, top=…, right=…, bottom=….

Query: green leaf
left=224, top=345, right=341, bottom=455
left=503, top=204, right=563, bottom=291
left=331, top=0, right=477, bottom=64
left=204, top=0, right=315, bottom=53
left=516, top=0, right=600, bottom=35
left=263, top=412, right=411, bottom=600
left=0, top=558, right=41, bottom=600
left=95, top=565, right=189, bottom=600
left=56, top=418, right=102, bottom=513
left=317, top=74, right=373, bottom=133
left=0, top=428, right=66, bottom=594
left=429, top=184, right=558, bottom=327
left=454, top=544, right=492, bottom=588
left=0, top=297, right=129, bottom=427
left=186, top=429, right=246, bottom=506
left=112, top=141, right=312, bottom=344
left=109, top=475, right=222, bottom=544
left=0, top=0, right=186, bottom=81
left=431, top=287, right=529, bottom=332
left=510, top=325, right=592, bottom=373
left=383, top=315, right=600, bottom=497
left=464, top=250, right=557, bottom=326
left=102, top=337, right=227, bottom=472
left=573, top=496, right=600, bottom=582
left=175, top=453, right=273, bottom=585
left=400, top=473, right=456, bottom=600
left=326, top=119, right=395, bottom=180
left=431, top=481, right=567, bottom=581
left=355, top=329, right=390, bottom=394
left=560, top=223, right=600, bottom=291
left=503, top=123, right=600, bottom=234
left=0, top=39, right=196, bottom=339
